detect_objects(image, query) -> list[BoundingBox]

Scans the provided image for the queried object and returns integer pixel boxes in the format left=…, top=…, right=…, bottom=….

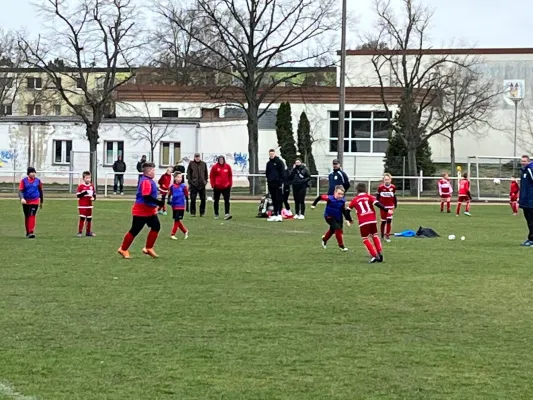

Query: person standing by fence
left=519, top=155, right=533, bottom=246
left=210, top=155, right=233, bottom=220
left=265, top=149, right=285, bottom=222
left=328, top=159, right=350, bottom=195
left=289, top=158, right=310, bottom=219
left=187, top=153, right=208, bottom=217
left=136, top=155, right=147, bottom=184
left=112, top=155, right=126, bottom=195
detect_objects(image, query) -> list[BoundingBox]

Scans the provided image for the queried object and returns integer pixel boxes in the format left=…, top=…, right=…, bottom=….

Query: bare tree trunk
left=87, top=127, right=98, bottom=190
left=407, top=147, right=418, bottom=196
left=247, top=103, right=261, bottom=195
left=450, top=132, right=456, bottom=177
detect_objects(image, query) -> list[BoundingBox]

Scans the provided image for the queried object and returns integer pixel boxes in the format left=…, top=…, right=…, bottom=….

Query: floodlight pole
left=337, top=0, right=347, bottom=165
left=512, top=98, right=522, bottom=173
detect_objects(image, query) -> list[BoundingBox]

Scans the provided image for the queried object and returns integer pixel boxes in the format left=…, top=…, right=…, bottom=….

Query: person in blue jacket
left=327, top=159, right=350, bottom=195
left=519, top=155, right=533, bottom=246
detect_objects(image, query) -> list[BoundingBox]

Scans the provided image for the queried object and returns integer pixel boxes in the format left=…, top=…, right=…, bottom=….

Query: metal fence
left=0, top=169, right=516, bottom=200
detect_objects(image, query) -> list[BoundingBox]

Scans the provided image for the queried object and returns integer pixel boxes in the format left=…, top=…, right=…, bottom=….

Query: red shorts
left=359, top=223, right=378, bottom=237
left=380, top=208, right=393, bottom=220
left=78, top=207, right=93, bottom=218
left=458, top=195, right=470, bottom=202
left=440, top=195, right=451, bottom=200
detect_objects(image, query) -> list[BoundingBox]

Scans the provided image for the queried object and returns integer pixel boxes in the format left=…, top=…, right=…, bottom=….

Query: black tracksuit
left=289, top=165, right=311, bottom=215
left=265, top=156, right=285, bottom=216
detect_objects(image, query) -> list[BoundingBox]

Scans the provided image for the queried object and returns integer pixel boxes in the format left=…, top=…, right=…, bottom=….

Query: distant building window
left=0, top=77, right=13, bottom=89
left=0, top=104, right=12, bottom=116
left=76, top=78, right=84, bottom=89
left=26, top=104, right=42, bottom=116
left=53, top=140, right=72, bottom=164
left=329, top=110, right=391, bottom=154
left=104, top=141, right=124, bottom=165
left=54, top=104, right=61, bottom=116
left=161, top=109, right=179, bottom=118
left=160, top=142, right=181, bottom=166
left=26, top=77, right=42, bottom=89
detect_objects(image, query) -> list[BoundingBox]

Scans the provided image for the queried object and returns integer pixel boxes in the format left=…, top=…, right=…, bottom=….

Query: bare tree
left=368, top=0, right=485, bottom=191
left=157, top=0, right=340, bottom=192
left=436, top=64, right=501, bottom=173
left=0, top=29, right=26, bottom=116
left=18, top=0, right=143, bottom=181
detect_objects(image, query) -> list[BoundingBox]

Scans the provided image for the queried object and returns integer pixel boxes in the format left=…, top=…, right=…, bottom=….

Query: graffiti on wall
left=180, top=152, right=249, bottom=173
left=0, top=150, right=16, bottom=168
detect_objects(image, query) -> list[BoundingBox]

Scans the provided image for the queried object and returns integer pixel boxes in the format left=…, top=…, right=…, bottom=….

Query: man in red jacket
left=209, top=155, right=233, bottom=220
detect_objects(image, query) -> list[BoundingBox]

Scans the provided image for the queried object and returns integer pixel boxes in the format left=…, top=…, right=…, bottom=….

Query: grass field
left=1, top=200, right=533, bottom=400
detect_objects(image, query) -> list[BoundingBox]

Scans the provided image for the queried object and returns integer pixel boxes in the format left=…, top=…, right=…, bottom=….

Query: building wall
left=343, top=51, right=533, bottom=163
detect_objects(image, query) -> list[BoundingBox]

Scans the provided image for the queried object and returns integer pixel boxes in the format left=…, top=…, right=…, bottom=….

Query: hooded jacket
left=289, top=164, right=311, bottom=187
left=265, top=156, right=285, bottom=184
left=519, top=161, right=533, bottom=208
left=210, top=156, right=233, bottom=190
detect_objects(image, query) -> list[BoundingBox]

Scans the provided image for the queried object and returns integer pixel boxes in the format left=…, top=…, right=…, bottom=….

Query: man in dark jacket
left=289, top=158, right=311, bottom=219
left=265, top=149, right=285, bottom=221
left=136, top=155, right=147, bottom=184
left=328, top=159, right=350, bottom=195
left=173, top=161, right=186, bottom=175
left=519, top=155, right=533, bottom=246
left=112, top=155, right=126, bottom=195
left=186, top=153, right=208, bottom=216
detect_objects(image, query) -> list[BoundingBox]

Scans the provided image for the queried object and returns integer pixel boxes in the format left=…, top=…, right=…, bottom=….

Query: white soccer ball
left=461, top=236, right=466, bottom=241
left=207, top=196, right=213, bottom=201
left=493, top=178, right=501, bottom=185
left=448, top=234, right=456, bottom=240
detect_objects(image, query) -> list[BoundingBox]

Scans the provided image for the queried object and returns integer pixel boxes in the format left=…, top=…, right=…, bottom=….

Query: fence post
left=402, top=156, right=406, bottom=197
left=418, top=170, right=423, bottom=200
left=104, top=173, right=108, bottom=197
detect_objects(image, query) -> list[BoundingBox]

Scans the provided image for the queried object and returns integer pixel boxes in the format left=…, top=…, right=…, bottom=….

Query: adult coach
left=519, top=155, right=533, bottom=246
left=136, top=155, right=147, bottom=183
left=209, top=155, right=233, bottom=220
left=187, top=153, right=208, bottom=216
left=118, top=162, right=164, bottom=259
left=112, top=155, right=126, bottom=195
left=265, top=149, right=285, bottom=222
left=328, top=159, right=350, bottom=195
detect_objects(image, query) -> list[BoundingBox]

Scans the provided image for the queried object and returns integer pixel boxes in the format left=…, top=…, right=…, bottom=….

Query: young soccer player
left=346, top=183, right=392, bottom=263
left=438, top=172, right=453, bottom=213
left=118, top=162, right=165, bottom=259
left=18, top=167, right=43, bottom=239
left=311, top=185, right=351, bottom=251
left=510, top=177, right=520, bottom=215
left=168, top=172, right=189, bottom=240
left=376, top=173, right=397, bottom=242
left=157, top=167, right=173, bottom=215
left=76, top=171, right=96, bottom=237
left=456, top=172, right=472, bottom=216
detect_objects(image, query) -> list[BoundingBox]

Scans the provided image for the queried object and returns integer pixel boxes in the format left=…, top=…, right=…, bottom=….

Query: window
left=329, top=110, right=392, bottom=153
left=104, top=141, right=124, bottom=165
left=0, top=77, right=13, bottom=89
left=0, top=104, right=12, bottom=116
left=161, top=109, right=179, bottom=118
left=26, top=77, right=42, bottom=89
left=26, top=104, right=42, bottom=115
left=53, top=140, right=72, bottom=164
left=160, top=142, right=181, bottom=166
left=53, top=78, right=62, bottom=89
left=54, top=104, right=61, bottom=116
left=76, top=78, right=84, bottom=89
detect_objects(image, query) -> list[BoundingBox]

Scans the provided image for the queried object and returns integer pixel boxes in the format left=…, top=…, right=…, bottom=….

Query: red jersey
left=348, top=193, right=379, bottom=226
left=76, top=183, right=95, bottom=208
left=376, top=184, right=396, bottom=208
left=438, top=179, right=453, bottom=196
left=458, top=179, right=470, bottom=196
left=158, top=173, right=172, bottom=194
left=510, top=181, right=519, bottom=199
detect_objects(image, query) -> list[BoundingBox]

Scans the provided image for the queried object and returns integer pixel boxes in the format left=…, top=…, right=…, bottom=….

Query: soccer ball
left=493, top=178, right=501, bottom=185
left=448, top=234, right=456, bottom=240
left=461, top=236, right=466, bottom=241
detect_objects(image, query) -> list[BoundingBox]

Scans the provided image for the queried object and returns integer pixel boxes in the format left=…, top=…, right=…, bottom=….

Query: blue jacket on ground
left=519, top=161, right=533, bottom=209
left=328, top=169, right=350, bottom=195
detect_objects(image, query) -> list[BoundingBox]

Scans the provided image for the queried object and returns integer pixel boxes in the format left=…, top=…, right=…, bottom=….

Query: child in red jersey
left=168, top=172, right=189, bottom=239
left=346, top=182, right=391, bottom=263
left=376, top=173, right=397, bottom=242
left=311, top=185, right=352, bottom=251
left=438, top=172, right=453, bottom=213
left=510, top=177, right=520, bottom=215
left=76, top=171, right=96, bottom=237
left=157, top=167, right=173, bottom=215
left=456, top=172, right=471, bottom=216
left=18, top=167, right=43, bottom=239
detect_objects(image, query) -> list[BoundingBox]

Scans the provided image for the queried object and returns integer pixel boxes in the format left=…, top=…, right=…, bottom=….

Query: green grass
left=0, top=200, right=532, bottom=400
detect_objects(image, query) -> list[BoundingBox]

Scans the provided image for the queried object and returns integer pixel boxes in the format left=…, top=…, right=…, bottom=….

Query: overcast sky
left=1, top=0, right=531, bottom=49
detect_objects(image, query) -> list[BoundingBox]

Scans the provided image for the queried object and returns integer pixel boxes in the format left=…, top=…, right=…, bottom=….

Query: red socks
left=456, top=202, right=461, bottom=215
left=146, top=230, right=159, bottom=249
left=27, top=215, right=36, bottom=233
left=86, top=219, right=92, bottom=233
left=334, top=230, right=344, bottom=246
left=511, top=202, right=518, bottom=213
left=121, top=232, right=135, bottom=251
left=440, top=202, right=444, bottom=212
left=372, top=235, right=382, bottom=254
left=363, top=238, right=378, bottom=257
left=78, top=218, right=85, bottom=233
left=171, top=221, right=188, bottom=235
left=323, top=230, right=334, bottom=242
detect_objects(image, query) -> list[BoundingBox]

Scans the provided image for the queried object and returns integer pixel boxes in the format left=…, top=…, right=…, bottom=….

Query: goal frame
left=466, top=155, right=521, bottom=200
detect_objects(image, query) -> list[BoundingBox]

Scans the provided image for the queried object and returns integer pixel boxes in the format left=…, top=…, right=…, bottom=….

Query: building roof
left=343, top=48, right=533, bottom=56
left=0, top=67, right=134, bottom=73
left=0, top=116, right=201, bottom=125
left=115, top=85, right=418, bottom=105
